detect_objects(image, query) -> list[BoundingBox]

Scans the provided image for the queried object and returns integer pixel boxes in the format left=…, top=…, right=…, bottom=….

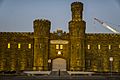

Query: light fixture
left=58, top=51, right=61, bottom=55
left=109, top=57, right=113, bottom=62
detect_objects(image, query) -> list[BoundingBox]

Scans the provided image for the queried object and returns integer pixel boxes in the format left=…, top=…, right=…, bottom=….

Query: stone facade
left=0, top=2, right=120, bottom=72
left=0, top=32, right=34, bottom=71
left=85, top=34, right=120, bottom=72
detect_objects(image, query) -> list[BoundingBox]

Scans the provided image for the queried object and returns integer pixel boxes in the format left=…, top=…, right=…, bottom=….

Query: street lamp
left=109, top=57, right=113, bottom=76
left=48, top=59, right=51, bottom=71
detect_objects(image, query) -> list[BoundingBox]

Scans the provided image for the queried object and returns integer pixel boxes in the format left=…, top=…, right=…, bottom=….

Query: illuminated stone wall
left=0, top=32, right=34, bottom=71
left=33, top=19, right=51, bottom=71
left=49, top=30, right=70, bottom=70
left=85, top=34, right=120, bottom=72
left=69, top=2, right=86, bottom=71
left=0, top=1, right=120, bottom=72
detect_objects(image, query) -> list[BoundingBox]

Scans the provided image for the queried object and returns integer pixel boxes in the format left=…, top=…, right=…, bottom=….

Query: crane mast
left=94, top=18, right=119, bottom=33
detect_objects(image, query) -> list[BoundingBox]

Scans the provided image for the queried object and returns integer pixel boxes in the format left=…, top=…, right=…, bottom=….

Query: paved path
left=50, top=71, right=69, bottom=76
left=1, top=71, right=120, bottom=80
left=1, top=75, right=120, bottom=80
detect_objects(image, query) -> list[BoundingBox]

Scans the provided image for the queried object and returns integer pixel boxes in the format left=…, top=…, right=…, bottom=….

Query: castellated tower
left=69, top=2, right=86, bottom=71
left=33, top=19, right=51, bottom=70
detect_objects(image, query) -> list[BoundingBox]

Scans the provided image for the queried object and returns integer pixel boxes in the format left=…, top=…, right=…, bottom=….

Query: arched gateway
left=52, top=58, right=66, bottom=71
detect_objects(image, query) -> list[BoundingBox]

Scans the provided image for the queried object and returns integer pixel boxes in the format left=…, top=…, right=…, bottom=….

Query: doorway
left=52, top=58, right=66, bottom=71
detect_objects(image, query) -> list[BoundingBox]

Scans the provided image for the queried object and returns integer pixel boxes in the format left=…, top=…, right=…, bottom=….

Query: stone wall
left=0, top=32, right=34, bottom=71
left=85, top=33, right=120, bottom=72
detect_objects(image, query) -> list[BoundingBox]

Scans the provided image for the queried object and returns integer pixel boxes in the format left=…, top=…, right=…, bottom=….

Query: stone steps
left=49, top=71, right=69, bottom=76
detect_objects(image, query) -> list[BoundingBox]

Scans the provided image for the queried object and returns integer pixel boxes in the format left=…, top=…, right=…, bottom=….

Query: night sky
left=0, top=0, right=120, bottom=33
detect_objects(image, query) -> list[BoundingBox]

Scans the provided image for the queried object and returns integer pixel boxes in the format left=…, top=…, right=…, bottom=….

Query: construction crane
left=94, top=18, right=119, bottom=33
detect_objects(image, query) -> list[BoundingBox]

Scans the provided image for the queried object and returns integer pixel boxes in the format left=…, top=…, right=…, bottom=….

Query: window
left=88, top=45, right=90, bottom=49
left=18, top=43, right=21, bottom=49
left=28, top=44, right=31, bottom=49
left=56, top=45, right=59, bottom=49
left=98, top=44, right=101, bottom=49
left=8, top=43, right=10, bottom=48
left=40, top=44, right=41, bottom=48
left=33, top=67, right=36, bottom=70
left=56, top=44, right=63, bottom=50
left=119, top=45, right=120, bottom=48
left=108, top=45, right=111, bottom=49
left=60, top=45, right=63, bottom=49
left=76, top=60, right=80, bottom=66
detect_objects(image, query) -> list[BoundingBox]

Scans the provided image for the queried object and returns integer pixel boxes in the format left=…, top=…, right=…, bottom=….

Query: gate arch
left=52, top=58, right=66, bottom=71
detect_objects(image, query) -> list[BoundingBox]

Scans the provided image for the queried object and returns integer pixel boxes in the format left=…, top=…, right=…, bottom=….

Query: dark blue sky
left=0, top=0, right=120, bottom=33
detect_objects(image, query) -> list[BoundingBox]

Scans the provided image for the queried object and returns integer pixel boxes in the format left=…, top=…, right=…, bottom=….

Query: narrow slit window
left=88, top=45, right=90, bottom=49
left=18, top=43, right=21, bottom=49
left=40, top=44, right=41, bottom=48
left=98, top=45, right=101, bottom=49
left=60, top=45, right=63, bottom=49
left=119, top=45, right=120, bottom=48
left=8, top=43, right=10, bottom=48
left=28, top=44, right=31, bottom=49
left=109, top=45, right=111, bottom=50
left=56, top=45, right=59, bottom=49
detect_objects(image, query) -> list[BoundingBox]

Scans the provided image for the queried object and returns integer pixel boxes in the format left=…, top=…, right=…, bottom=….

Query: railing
left=23, top=71, right=51, bottom=76
left=67, top=71, right=94, bottom=76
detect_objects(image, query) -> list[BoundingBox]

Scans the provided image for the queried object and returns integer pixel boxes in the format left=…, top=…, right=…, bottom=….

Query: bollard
left=58, top=69, right=60, bottom=76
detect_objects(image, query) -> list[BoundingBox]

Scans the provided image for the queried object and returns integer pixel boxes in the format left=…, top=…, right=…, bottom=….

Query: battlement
left=33, top=19, right=51, bottom=35
left=51, top=29, right=68, bottom=35
left=71, top=2, right=83, bottom=11
left=70, top=2, right=83, bottom=21
left=50, top=30, right=69, bottom=40
left=33, top=19, right=51, bottom=26
left=0, top=32, right=33, bottom=37
left=86, top=33, right=120, bottom=36
left=86, top=33, right=120, bottom=40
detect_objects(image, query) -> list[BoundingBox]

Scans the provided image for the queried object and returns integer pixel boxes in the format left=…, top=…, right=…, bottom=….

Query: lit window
left=8, top=43, right=10, bottom=48
left=98, top=45, right=101, bottom=49
left=119, top=45, right=120, bottom=48
left=60, top=45, right=63, bottom=49
left=28, top=44, right=31, bottom=49
left=40, top=44, right=41, bottom=48
left=109, top=45, right=111, bottom=49
left=33, top=67, right=36, bottom=70
left=88, top=45, right=90, bottom=49
left=18, top=43, right=21, bottom=48
left=56, top=45, right=59, bottom=49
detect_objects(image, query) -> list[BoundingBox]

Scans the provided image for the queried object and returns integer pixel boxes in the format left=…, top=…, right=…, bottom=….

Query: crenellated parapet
left=0, top=32, right=34, bottom=42
left=71, top=2, right=83, bottom=21
left=50, top=29, right=69, bottom=40
left=86, top=33, right=120, bottom=41
left=33, top=19, right=51, bottom=29
left=0, top=32, right=33, bottom=36
left=33, top=19, right=51, bottom=37
left=33, top=19, right=51, bottom=70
